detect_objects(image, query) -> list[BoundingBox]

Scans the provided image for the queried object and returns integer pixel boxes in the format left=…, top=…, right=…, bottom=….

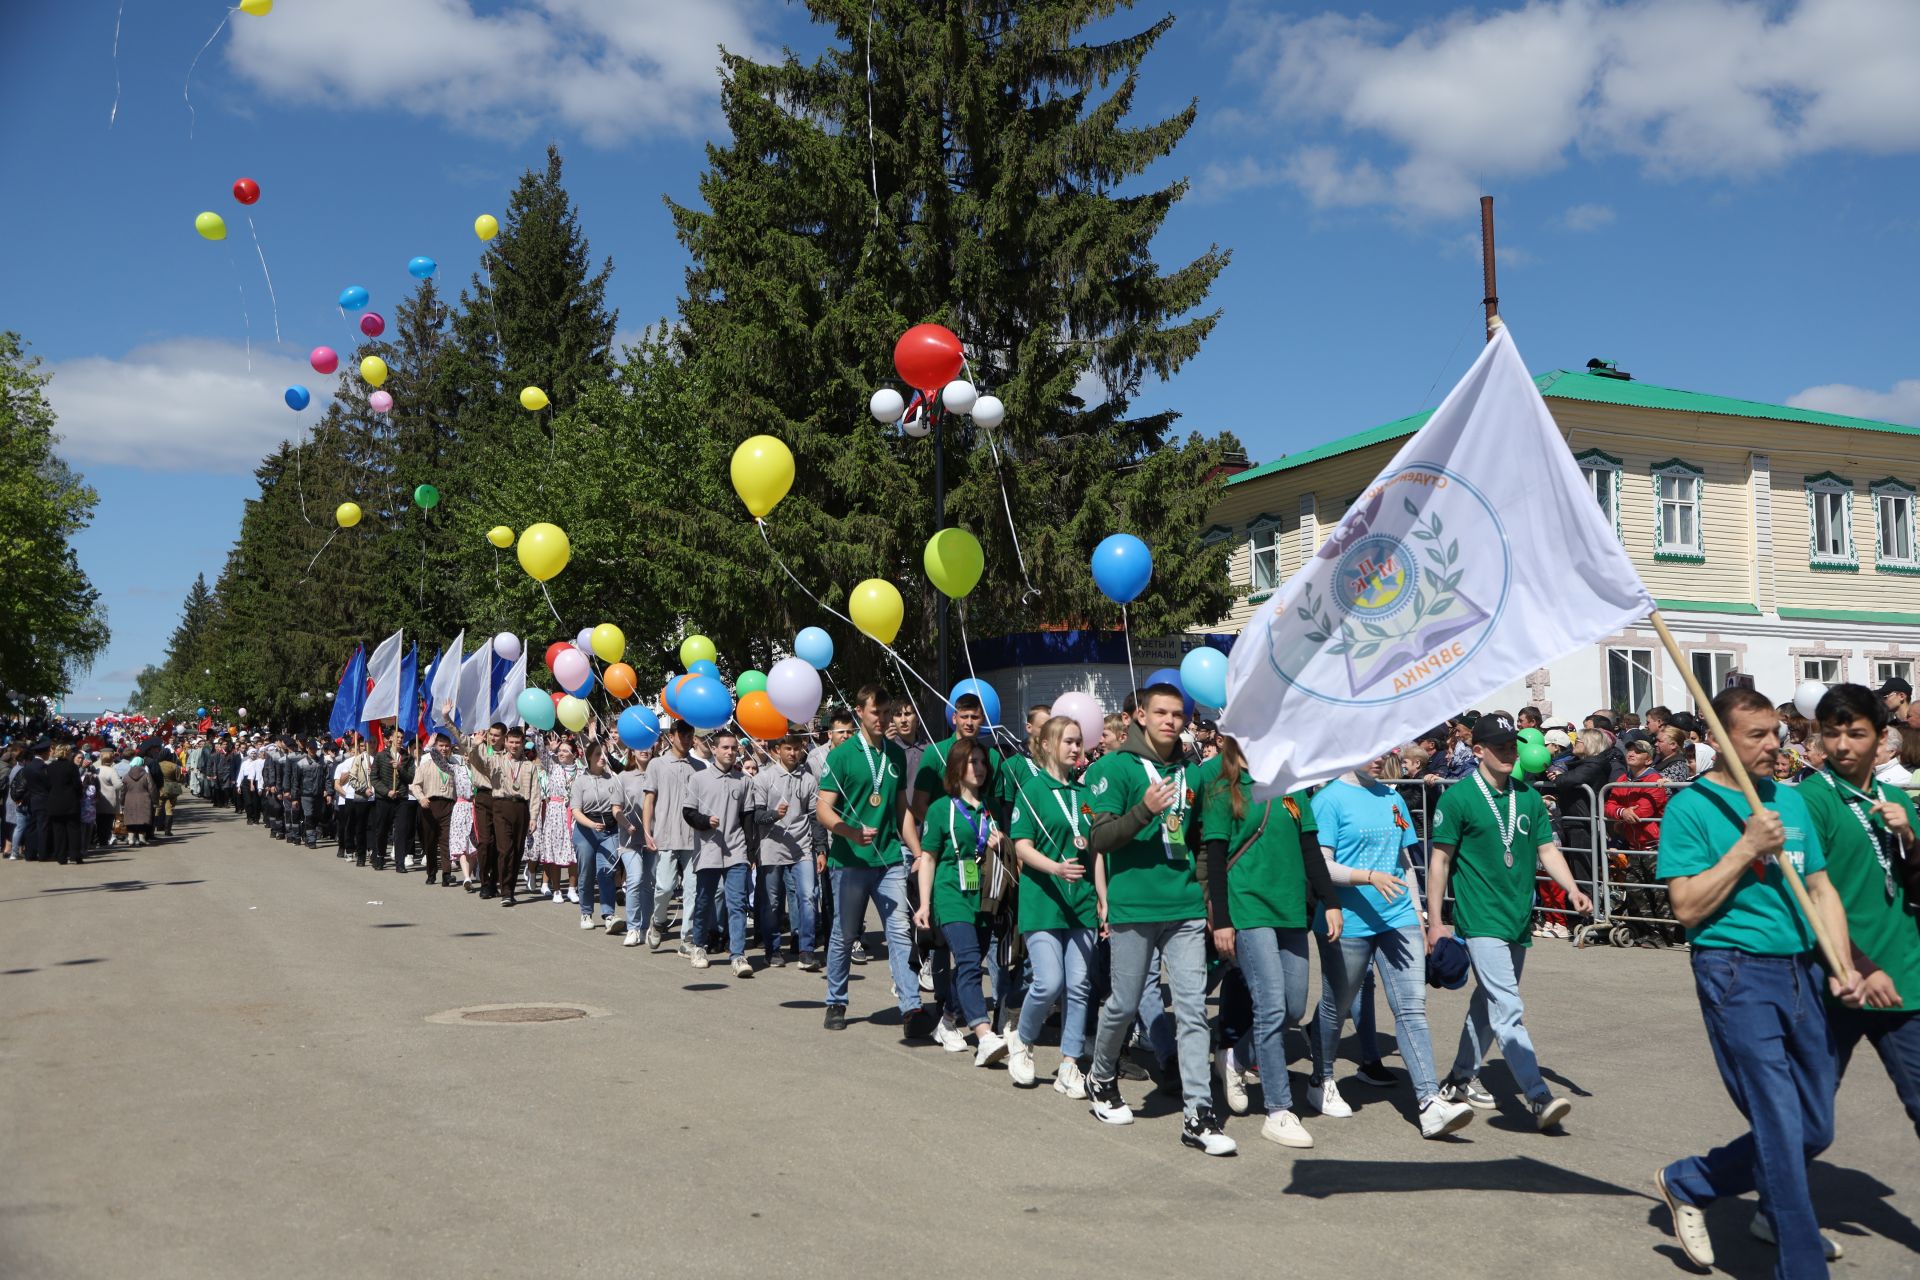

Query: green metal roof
left=1226, top=367, right=1920, bottom=488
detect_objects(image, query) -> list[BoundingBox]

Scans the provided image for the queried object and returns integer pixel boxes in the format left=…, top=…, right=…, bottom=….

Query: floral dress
left=448, top=754, right=477, bottom=861
left=529, top=760, right=580, bottom=866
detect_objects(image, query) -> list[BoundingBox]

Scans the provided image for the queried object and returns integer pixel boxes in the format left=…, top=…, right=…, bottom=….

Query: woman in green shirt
left=1006, top=715, right=1099, bottom=1097
left=913, top=741, right=1009, bottom=1068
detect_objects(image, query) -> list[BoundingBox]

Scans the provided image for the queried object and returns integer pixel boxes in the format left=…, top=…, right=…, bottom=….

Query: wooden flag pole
left=1648, top=610, right=1853, bottom=982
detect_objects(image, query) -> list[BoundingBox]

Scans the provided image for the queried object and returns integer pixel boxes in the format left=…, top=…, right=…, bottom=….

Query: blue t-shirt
left=1310, top=778, right=1419, bottom=938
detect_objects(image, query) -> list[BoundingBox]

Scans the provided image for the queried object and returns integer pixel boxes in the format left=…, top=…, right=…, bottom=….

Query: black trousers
left=417, top=797, right=451, bottom=878
left=485, top=797, right=529, bottom=895
left=24, top=809, right=48, bottom=861
left=244, top=783, right=261, bottom=823
left=48, top=815, right=83, bottom=864
left=369, top=796, right=402, bottom=866
left=343, top=798, right=373, bottom=860
left=471, top=791, right=494, bottom=881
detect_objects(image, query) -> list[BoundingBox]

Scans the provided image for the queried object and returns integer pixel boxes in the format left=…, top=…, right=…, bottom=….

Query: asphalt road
left=2, top=799, right=1913, bottom=1278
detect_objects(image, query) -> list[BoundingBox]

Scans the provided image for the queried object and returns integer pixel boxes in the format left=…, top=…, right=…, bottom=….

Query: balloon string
left=246, top=216, right=281, bottom=343
left=298, top=528, right=339, bottom=584
left=822, top=670, right=853, bottom=714
left=229, top=255, right=252, bottom=371
left=889, top=651, right=931, bottom=745
left=538, top=580, right=564, bottom=627
left=1121, top=604, right=1139, bottom=701
left=757, top=519, right=861, bottom=634
left=860, top=4, right=882, bottom=254
left=182, top=9, right=230, bottom=141
left=956, top=603, right=1019, bottom=755
left=108, top=0, right=125, bottom=128
left=981, top=427, right=1038, bottom=600
left=293, top=440, right=312, bottom=524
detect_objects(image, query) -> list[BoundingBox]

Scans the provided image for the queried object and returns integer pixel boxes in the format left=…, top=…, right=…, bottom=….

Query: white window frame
left=1246, top=515, right=1282, bottom=595
left=1607, top=646, right=1655, bottom=715
left=1800, top=656, right=1843, bottom=684
left=1874, top=658, right=1913, bottom=688
left=1804, top=472, right=1857, bottom=570
left=1871, top=478, right=1918, bottom=573
left=1689, top=650, right=1734, bottom=696
left=1575, top=449, right=1622, bottom=538
left=1652, top=460, right=1704, bottom=562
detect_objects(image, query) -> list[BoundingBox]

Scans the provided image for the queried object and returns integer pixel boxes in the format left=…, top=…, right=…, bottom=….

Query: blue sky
left=5, top=0, right=1918, bottom=710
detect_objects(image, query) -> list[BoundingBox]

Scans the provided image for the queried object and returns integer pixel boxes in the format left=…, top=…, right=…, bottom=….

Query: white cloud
left=45, top=340, right=317, bottom=474
left=1227, top=0, right=1920, bottom=217
left=1561, top=202, right=1616, bottom=231
left=1788, top=379, right=1920, bottom=426
left=223, top=0, right=773, bottom=145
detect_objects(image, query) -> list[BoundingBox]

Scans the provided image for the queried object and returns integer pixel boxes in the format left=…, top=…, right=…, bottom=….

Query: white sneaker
left=1656, top=1168, right=1714, bottom=1268
left=645, top=925, right=663, bottom=951
left=1214, top=1049, right=1250, bottom=1115
left=1749, top=1210, right=1844, bottom=1260
left=731, top=956, right=753, bottom=979
left=622, top=930, right=643, bottom=947
left=1419, top=1097, right=1475, bottom=1139
left=604, top=916, right=624, bottom=935
left=974, top=1030, right=1009, bottom=1068
left=1260, top=1110, right=1314, bottom=1148
left=565, top=887, right=580, bottom=904
left=689, top=946, right=710, bottom=970
left=1532, top=1094, right=1572, bottom=1131
left=1088, top=1076, right=1133, bottom=1125
left=1180, top=1106, right=1238, bottom=1156
left=1307, top=1078, right=1352, bottom=1118
left=1053, top=1059, right=1087, bottom=1100
left=917, top=957, right=935, bottom=993
left=550, top=889, right=565, bottom=904
left=1006, top=1030, right=1036, bottom=1086
left=579, top=915, right=596, bottom=930
left=932, top=1017, right=969, bottom=1053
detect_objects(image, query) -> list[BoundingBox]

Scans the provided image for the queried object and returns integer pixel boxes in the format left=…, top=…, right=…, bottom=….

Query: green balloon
left=413, top=483, right=441, bottom=509
left=1517, top=741, right=1551, bottom=774
left=736, top=669, right=768, bottom=696
left=1517, top=727, right=1546, bottom=747
left=924, top=527, right=984, bottom=599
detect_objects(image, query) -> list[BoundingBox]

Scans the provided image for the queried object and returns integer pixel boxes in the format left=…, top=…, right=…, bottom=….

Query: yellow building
left=1203, top=359, right=1920, bottom=717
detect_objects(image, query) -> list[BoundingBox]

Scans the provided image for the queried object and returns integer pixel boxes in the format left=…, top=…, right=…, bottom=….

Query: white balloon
left=903, top=410, right=932, bottom=439
left=554, top=648, right=591, bottom=692
left=493, top=632, right=522, bottom=661
left=766, top=656, right=824, bottom=724
left=941, top=379, right=978, bottom=415
left=1792, top=679, right=1827, bottom=721
left=971, top=394, right=1005, bottom=429
left=869, top=387, right=905, bottom=424
left=575, top=627, right=594, bottom=654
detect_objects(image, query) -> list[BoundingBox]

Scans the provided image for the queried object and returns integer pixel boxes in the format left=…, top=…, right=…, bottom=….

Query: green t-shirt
left=820, top=734, right=907, bottom=869
left=922, top=795, right=992, bottom=926
left=1181, top=755, right=1223, bottom=851
left=914, top=734, right=1003, bottom=803
left=1085, top=748, right=1204, bottom=925
left=1008, top=771, right=1097, bottom=932
left=1200, top=769, right=1318, bottom=931
left=1433, top=773, right=1554, bottom=946
left=1799, top=770, right=1920, bottom=1010
left=1656, top=775, right=1826, bottom=955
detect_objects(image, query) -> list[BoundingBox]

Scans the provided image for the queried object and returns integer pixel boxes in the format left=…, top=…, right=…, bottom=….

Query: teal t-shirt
left=1657, top=776, right=1826, bottom=955
left=820, top=734, right=906, bottom=869
left=1084, top=748, right=1203, bottom=925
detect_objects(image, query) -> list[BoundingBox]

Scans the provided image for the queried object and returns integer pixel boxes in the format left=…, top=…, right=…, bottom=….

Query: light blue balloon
left=946, top=678, right=1001, bottom=731
left=1179, top=646, right=1228, bottom=710
left=1091, top=533, right=1153, bottom=604
left=688, top=659, right=720, bottom=681
left=516, top=688, right=556, bottom=730
left=677, top=674, right=732, bottom=731
left=794, top=626, right=834, bottom=671
left=338, top=285, right=369, bottom=311
left=616, top=706, right=660, bottom=750
left=407, top=256, right=437, bottom=280
left=285, top=385, right=311, bottom=411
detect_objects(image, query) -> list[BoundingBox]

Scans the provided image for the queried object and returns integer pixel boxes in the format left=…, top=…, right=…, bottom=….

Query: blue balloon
left=676, top=674, right=732, bottom=731
left=407, top=256, right=438, bottom=280
left=338, top=285, right=369, bottom=311
left=197, top=707, right=208, bottom=716
left=1179, top=646, right=1228, bottom=710
left=566, top=671, right=596, bottom=699
left=1143, top=666, right=1193, bottom=717
left=284, top=384, right=311, bottom=411
left=688, top=659, right=720, bottom=681
left=946, top=678, right=1002, bottom=731
left=1091, top=533, right=1153, bottom=604
left=616, top=706, right=660, bottom=751
left=794, top=626, right=834, bottom=670
left=516, top=688, right=556, bottom=730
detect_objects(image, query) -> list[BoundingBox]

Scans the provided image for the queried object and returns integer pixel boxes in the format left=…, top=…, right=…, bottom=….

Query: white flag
left=360, top=629, right=405, bottom=724
left=431, top=630, right=465, bottom=723
left=1221, top=324, right=1654, bottom=795
left=457, top=645, right=490, bottom=734
left=493, top=650, right=527, bottom=729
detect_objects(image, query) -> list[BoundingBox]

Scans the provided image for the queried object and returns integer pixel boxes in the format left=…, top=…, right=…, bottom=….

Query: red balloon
left=359, top=312, right=386, bottom=338
left=550, top=690, right=566, bottom=707
left=544, top=641, right=570, bottom=676
left=233, top=177, right=260, bottom=205
left=893, top=323, right=964, bottom=392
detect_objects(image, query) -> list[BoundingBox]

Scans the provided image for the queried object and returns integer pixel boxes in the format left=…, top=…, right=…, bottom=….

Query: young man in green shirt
left=1653, top=686, right=1864, bottom=1276
left=1425, top=713, right=1591, bottom=1131
left=1082, top=682, right=1235, bottom=1156
left=815, top=684, right=935, bottom=1038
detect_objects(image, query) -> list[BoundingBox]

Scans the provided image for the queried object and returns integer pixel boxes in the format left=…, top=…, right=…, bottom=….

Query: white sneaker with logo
left=1307, top=1078, right=1352, bottom=1119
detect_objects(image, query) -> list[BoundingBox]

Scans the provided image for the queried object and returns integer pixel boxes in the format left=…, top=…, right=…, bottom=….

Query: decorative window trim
left=1870, top=478, right=1919, bottom=574
left=1244, top=512, right=1285, bottom=594
left=1575, top=448, right=1623, bottom=539
left=1804, top=471, right=1857, bottom=570
left=1651, top=459, right=1705, bottom=562
left=1199, top=524, right=1232, bottom=547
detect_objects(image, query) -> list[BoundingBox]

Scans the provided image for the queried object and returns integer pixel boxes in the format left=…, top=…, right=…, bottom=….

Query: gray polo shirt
left=614, top=770, right=651, bottom=850
left=750, top=761, right=818, bottom=867
left=642, top=752, right=706, bottom=851
left=687, top=767, right=751, bottom=870
left=569, top=771, right=620, bottom=823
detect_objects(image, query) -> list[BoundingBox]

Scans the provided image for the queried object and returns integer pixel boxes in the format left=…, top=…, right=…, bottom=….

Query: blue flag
left=328, top=646, right=367, bottom=742
left=420, top=646, right=446, bottom=740
left=397, top=644, right=420, bottom=740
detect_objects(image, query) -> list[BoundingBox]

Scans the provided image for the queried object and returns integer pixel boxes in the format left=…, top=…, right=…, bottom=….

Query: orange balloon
left=604, top=662, right=637, bottom=700
left=736, top=691, right=789, bottom=741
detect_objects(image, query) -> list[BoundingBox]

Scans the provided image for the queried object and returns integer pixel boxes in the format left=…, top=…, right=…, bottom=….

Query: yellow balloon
left=729, top=435, right=795, bottom=519
left=335, top=502, right=362, bottom=529
left=486, top=525, right=515, bottom=549
left=924, top=527, right=984, bottom=599
left=679, top=634, right=716, bottom=669
left=194, top=212, right=226, bottom=241
left=849, top=578, right=904, bottom=646
left=238, top=0, right=272, bottom=15
left=555, top=695, right=590, bottom=732
left=360, top=355, right=388, bottom=388
left=517, top=522, right=570, bottom=582
left=519, top=386, right=550, bottom=412
left=474, top=214, right=499, bottom=241
left=590, top=623, right=625, bottom=664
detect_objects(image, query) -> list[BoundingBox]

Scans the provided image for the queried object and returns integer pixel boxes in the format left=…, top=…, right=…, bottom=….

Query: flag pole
left=1647, top=609, right=1852, bottom=982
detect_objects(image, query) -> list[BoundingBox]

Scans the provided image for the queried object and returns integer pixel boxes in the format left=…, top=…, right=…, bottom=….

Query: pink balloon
left=368, top=390, right=393, bottom=414
left=359, top=312, right=386, bottom=337
left=553, top=648, right=590, bottom=692
left=1050, top=691, right=1104, bottom=752
left=310, top=346, right=338, bottom=375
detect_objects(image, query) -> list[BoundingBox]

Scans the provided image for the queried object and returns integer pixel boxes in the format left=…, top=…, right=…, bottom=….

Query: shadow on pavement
left=1284, top=1155, right=1643, bottom=1199
left=0, top=879, right=207, bottom=904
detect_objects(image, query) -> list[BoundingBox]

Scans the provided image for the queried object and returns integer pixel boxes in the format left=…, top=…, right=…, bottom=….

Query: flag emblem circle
left=1335, top=535, right=1417, bottom=621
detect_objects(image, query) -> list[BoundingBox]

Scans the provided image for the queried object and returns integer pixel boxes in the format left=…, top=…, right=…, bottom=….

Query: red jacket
left=1604, top=768, right=1668, bottom=851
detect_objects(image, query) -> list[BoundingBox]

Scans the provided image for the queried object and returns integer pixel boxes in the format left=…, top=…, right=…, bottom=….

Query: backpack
left=8, top=769, right=27, bottom=806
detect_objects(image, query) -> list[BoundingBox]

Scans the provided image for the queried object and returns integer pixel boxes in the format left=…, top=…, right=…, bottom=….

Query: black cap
left=1880, top=676, right=1913, bottom=697
left=1621, top=732, right=1655, bottom=752
left=1470, top=713, right=1518, bottom=748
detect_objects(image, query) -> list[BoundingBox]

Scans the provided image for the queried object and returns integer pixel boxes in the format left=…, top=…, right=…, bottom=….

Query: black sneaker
left=768, top=952, right=788, bottom=968
left=1117, top=1057, right=1151, bottom=1082
left=823, top=1004, right=848, bottom=1031
left=902, top=1007, right=936, bottom=1040
left=1087, top=1076, right=1134, bottom=1125
left=797, top=951, right=822, bottom=972
left=1354, top=1059, right=1397, bottom=1088
left=1181, top=1106, right=1239, bottom=1156
left=478, top=886, right=497, bottom=900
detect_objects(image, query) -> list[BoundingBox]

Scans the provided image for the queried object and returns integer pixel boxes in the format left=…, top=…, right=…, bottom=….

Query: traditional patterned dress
left=529, top=760, right=580, bottom=866
left=448, top=754, right=477, bottom=862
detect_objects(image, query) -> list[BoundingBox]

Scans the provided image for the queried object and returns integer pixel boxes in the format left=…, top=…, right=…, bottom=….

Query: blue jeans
left=650, top=849, right=692, bottom=929
left=755, top=858, right=818, bottom=955
left=826, top=862, right=921, bottom=1013
left=1090, top=919, right=1211, bottom=1118
left=691, top=864, right=750, bottom=959
left=1832, top=1005, right=1920, bottom=1140
left=572, top=825, right=617, bottom=920
left=1018, top=928, right=1094, bottom=1060
left=1314, top=925, right=1443, bottom=1100
left=1450, top=937, right=1548, bottom=1102
left=933, top=919, right=990, bottom=1027
left=1236, top=927, right=1312, bottom=1113
left=1664, top=950, right=1836, bottom=1280
left=618, top=843, right=655, bottom=933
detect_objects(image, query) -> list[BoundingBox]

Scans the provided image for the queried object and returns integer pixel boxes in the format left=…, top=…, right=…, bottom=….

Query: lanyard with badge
left=1818, top=768, right=1901, bottom=902
left=1472, top=771, right=1519, bottom=868
left=854, top=732, right=890, bottom=812
left=950, top=799, right=991, bottom=892
left=1051, top=785, right=1088, bottom=853
left=1141, top=759, right=1186, bottom=860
